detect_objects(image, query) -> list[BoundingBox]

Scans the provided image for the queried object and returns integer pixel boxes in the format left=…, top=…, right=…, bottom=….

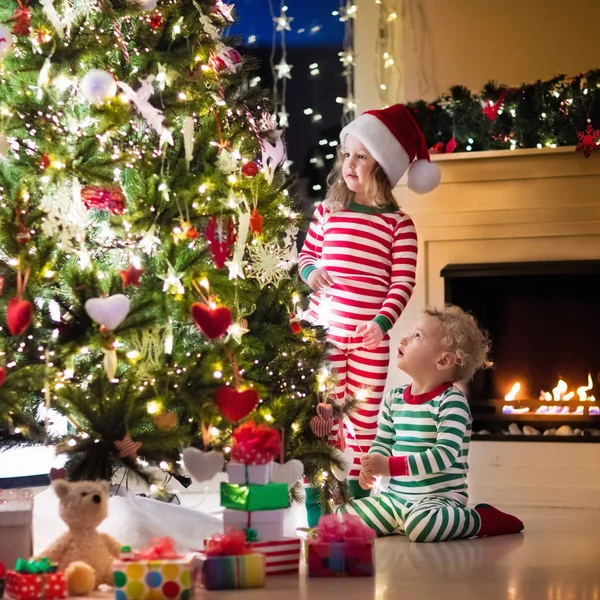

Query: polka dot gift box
left=113, top=539, right=192, bottom=600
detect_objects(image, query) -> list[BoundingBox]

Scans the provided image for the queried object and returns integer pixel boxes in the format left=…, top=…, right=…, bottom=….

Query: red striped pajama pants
left=327, top=336, right=390, bottom=479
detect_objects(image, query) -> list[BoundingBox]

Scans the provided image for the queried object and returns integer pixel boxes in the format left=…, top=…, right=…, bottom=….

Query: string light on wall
left=335, top=0, right=357, bottom=123
left=375, top=0, right=402, bottom=107
left=268, top=0, right=293, bottom=130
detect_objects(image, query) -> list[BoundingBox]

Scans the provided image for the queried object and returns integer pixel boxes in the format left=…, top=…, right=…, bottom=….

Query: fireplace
left=442, top=260, right=600, bottom=441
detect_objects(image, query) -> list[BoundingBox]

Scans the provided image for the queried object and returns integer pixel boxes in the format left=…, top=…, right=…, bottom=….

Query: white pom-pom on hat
left=340, top=103, right=440, bottom=194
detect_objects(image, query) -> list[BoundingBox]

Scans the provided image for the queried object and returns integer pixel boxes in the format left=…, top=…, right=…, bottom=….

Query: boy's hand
left=359, top=469, right=374, bottom=490
left=355, top=321, right=384, bottom=350
left=307, top=268, right=334, bottom=291
left=361, top=453, right=390, bottom=477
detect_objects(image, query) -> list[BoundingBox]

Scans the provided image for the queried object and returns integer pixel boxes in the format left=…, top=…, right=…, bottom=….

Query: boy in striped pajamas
left=339, top=305, right=524, bottom=542
left=299, top=104, right=441, bottom=526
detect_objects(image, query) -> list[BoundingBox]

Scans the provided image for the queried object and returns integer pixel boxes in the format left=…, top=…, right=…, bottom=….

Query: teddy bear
left=41, top=480, right=121, bottom=596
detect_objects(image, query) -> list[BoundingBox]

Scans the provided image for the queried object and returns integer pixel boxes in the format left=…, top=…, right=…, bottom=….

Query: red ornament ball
left=242, top=161, right=259, bottom=178
left=149, top=12, right=163, bottom=29
left=39, top=153, right=50, bottom=169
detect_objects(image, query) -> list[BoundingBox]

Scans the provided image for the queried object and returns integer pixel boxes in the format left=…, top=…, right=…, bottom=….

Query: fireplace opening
left=442, top=260, right=600, bottom=442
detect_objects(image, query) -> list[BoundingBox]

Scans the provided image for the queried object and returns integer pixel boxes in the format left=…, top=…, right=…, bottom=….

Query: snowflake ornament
left=246, top=239, right=294, bottom=288
left=576, top=122, right=600, bottom=158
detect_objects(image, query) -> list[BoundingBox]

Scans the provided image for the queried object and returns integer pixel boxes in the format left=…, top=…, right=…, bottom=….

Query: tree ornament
left=226, top=319, right=249, bottom=344
left=119, top=263, right=144, bottom=288
left=85, top=294, right=131, bottom=330
left=576, top=121, right=600, bottom=158
left=205, top=215, right=236, bottom=268
left=331, top=447, right=354, bottom=481
left=0, top=131, right=10, bottom=156
left=210, top=45, right=243, bottom=73
left=149, top=11, right=162, bottom=29
left=289, top=313, right=302, bottom=334
left=190, top=302, right=232, bottom=339
left=246, top=238, right=293, bottom=288
left=114, top=433, right=142, bottom=460
left=211, top=0, right=235, bottom=23
left=11, top=0, right=32, bottom=36
left=39, top=153, right=50, bottom=169
left=272, top=459, right=304, bottom=490
left=185, top=225, right=200, bottom=239
left=133, top=0, right=157, bottom=10
left=7, top=297, right=33, bottom=336
left=483, top=88, right=507, bottom=121
left=182, top=116, right=195, bottom=172
left=249, top=207, right=263, bottom=236
left=214, top=386, right=259, bottom=422
left=153, top=412, right=177, bottom=430
left=81, top=185, right=126, bottom=214
left=310, top=403, right=334, bottom=438
left=0, top=366, right=6, bottom=387
left=103, top=347, right=118, bottom=380
left=226, top=211, right=250, bottom=280
left=261, top=135, right=286, bottom=184
left=80, top=69, right=117, bottom=105
left=158, top=261, right=185, bottom=294
left=241, top=161, right=259, bottom=178
left=0, top=26, right=14, bottom=59
left=182, top=448, right=224, bottom=482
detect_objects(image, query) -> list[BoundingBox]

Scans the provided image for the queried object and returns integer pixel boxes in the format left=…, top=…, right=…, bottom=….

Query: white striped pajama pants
left=338, top=493, right=481, bottom=542
left=328, top=336, right=390, bottom=479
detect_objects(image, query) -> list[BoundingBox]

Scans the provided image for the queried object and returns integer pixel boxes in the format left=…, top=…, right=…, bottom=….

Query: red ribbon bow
left=135, top=537, right=180, bottom=560
left=231, top=421, right=281, bottom=465
left=315, top=514, right=377, bottom=545
left=205, top=530, right=249, bottom=557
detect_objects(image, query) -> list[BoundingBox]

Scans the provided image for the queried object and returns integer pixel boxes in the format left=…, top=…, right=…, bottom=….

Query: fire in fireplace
left=442, top=260, right=600, bottom=441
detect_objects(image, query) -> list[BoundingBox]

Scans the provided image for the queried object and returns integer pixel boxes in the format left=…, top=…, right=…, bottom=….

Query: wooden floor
left=195, top=506, right=600, bottom=600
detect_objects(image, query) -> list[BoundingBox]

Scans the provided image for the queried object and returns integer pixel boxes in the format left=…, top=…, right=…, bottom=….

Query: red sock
left=475, top=504, right=524, bottom=537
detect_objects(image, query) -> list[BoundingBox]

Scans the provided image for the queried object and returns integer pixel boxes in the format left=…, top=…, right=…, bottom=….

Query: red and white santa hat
left=340, top=103, right=441, bottom=194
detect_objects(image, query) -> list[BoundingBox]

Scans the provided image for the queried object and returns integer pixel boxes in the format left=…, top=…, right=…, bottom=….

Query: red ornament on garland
left=249, top=206, right=263, bottom=236
left=11, top=0, right=31, bottom=36
left=191, top=302, right=232, bottom=339
left=205, top=215, right=236, bottom=268
left=7, top=297, right=33, bottom=336
left=39, top=153, right=50, bottom=169
left=483, top=88, right=507, bottom=121
left=576, top=121, right=600, bottom=158
left=119, top=263, right=145, bottom=288
left=214, top=386, right=260, bottom=422
left=242, top=161, right=259, bottom=178
left=81, top=185, right=126, bottom=214
left=149, top=12, right=163, bottom=29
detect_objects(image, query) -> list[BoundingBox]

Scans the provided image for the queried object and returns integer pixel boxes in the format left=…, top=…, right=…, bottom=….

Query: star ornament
left=119, top=263, right=145, bottom=289
left=274, top=13, right=294, bottom=31
left=114, top=433, right=142, bottom=460
left=226, top=319, right=250, bottom=344
left=274, top=59, right=293, bottom=80
left=158, top=261, right=185, bottom=294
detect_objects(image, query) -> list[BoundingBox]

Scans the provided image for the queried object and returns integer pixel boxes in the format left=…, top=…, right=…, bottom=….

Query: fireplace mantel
left=386, top=147, right=600, bottom=508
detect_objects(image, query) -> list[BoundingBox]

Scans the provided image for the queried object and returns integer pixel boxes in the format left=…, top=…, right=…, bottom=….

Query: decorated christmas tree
left=0, top=0, right=354, bottom=507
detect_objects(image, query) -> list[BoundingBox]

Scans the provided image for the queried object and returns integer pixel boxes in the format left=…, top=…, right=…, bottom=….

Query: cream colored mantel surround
left=384, top=147, right=600, bottom=508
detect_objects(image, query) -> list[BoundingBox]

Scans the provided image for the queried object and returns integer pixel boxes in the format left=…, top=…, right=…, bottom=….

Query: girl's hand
left=359, top=469, right=374, bottom=490
left=355, top=320, right=384, bottom=350
left=361, top=453, right=390, bottom=477
left=307, top=268, right=334, bottom=292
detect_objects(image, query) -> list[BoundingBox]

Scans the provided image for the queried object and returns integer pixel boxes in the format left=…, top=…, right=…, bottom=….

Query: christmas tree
left=0, top=0, right=353, bottom=507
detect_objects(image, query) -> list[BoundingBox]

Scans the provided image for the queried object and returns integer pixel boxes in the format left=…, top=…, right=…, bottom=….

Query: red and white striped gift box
left=247, top=539, right=301, bottom=576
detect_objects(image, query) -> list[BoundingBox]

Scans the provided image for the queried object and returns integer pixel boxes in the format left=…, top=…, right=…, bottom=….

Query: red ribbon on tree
left=205, top=215, right=236, bottom=268
left=82, top=186, right=126, bottom=214
left=231, top=421, right=281, bottom=465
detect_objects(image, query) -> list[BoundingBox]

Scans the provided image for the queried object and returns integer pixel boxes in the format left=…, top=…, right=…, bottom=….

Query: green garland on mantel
left=406, top=69, right=600, bottom=158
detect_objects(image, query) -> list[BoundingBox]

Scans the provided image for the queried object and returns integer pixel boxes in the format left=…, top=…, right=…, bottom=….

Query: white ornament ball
left=0, top=26, right=14, bottom=60
left=80, top=69, right=117, bottom=106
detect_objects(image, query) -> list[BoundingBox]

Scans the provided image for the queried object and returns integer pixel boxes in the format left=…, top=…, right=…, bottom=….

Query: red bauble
left=7, top=297, right=33, bottom=336
left=0, top=366, right=6, bottom=387
left=242, top=161, right=259, bottom=178
left=149, top=12, right=163, bottom=29
left=186, top=226, right=200, bottom=239
left=16, top=230, right=31, bottom=244
left=39, top=153, right=50, bottom=169
left=191, top=302, right=232, bottom=339
left=81, top=186, right=126, bottom=214
left=214, top=386, right=259, bottom=422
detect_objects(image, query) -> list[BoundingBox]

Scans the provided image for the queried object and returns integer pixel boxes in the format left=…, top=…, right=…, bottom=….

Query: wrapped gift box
left=1, top=561, right=5, bottom=599
left=201, top=553, right=265, bottom=590
left=247, top=539, right=301, bottom=575
left=227, top=461, right=273, bottom=485
left=222, top=508, right=285, bottom=542
left=307, top=541, right=374, bottom=577
left=220, top=482, right=289, bottom=512
left=5, top=571, right=66, bottom=600
left=113, top=557, right=193, bottom=600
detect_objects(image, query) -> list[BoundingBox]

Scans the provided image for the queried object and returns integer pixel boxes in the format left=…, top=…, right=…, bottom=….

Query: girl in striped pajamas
left=339, top=305, right=524, bottom=542
left=298, top=104, right=441, bottom=526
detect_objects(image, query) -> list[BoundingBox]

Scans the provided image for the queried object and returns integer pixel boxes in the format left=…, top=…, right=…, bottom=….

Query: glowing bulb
left=214, top=370, right=222, bottom=379
left=147, top=400, right=161, bottom=414
left=210, top=427, right=220, bottom=436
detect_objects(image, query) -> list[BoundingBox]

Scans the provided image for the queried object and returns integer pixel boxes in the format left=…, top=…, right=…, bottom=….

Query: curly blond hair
left=325, top=151, right=400, bottom=212
left=424, top=305, right=493, bottom=382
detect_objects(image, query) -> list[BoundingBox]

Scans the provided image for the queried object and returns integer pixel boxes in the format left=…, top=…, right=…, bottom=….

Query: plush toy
left=41, top=480, right=121, bottom=596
